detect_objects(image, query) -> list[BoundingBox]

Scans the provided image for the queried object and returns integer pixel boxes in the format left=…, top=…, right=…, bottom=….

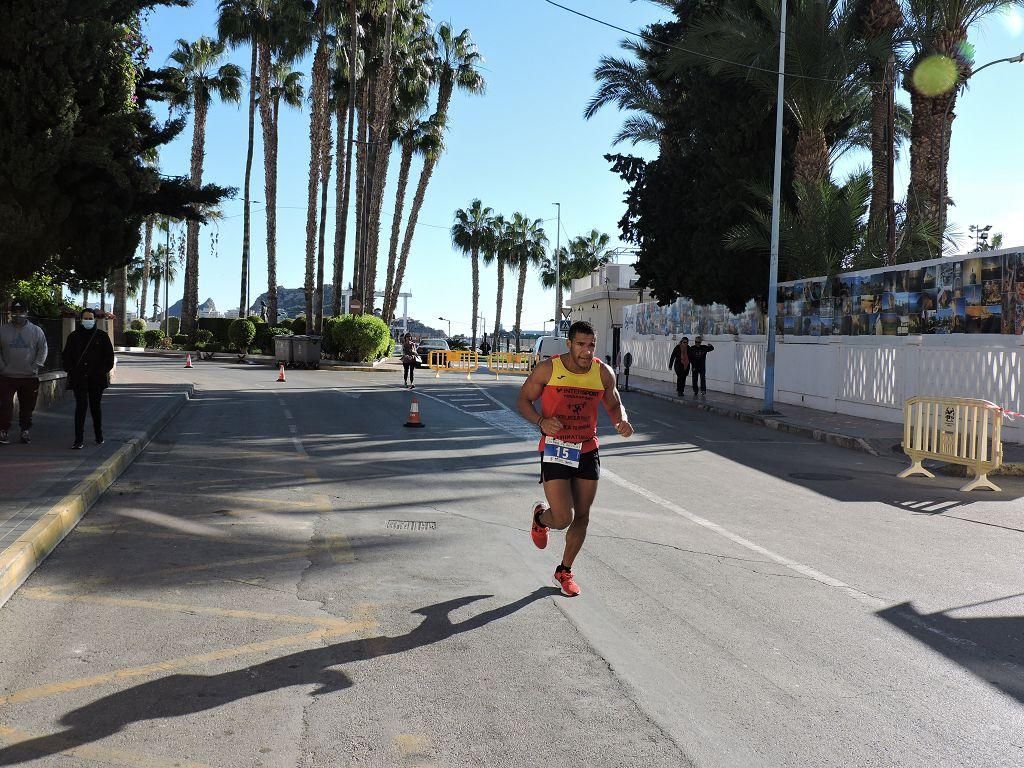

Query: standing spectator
left=668, top=337, right=690, bottom=397
left=688, top=335, right=715, bottom=397
left=0, top=299, right=48, bottom=444
left=62, top=309, right=115, bottom=449
left=400, top=333, right=418, bottom=389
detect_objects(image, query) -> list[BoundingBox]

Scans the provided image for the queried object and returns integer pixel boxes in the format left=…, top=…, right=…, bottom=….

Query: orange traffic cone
left=184, top=353, right=193, bottom=369
left=276, top=363, right=287, bottom=382
left=404, top=396, right=425, bottom=428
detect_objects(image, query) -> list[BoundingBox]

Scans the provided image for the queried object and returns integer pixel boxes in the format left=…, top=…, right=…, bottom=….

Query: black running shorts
left=539, top=448, right=601, bottom=483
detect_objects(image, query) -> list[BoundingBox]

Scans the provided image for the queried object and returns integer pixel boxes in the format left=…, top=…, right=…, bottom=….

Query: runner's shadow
left=0, top=589, right=556, bottom=764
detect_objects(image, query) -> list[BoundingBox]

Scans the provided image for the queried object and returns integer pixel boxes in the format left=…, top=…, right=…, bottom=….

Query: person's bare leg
left=538, top=479, right=573, bottom=530
left=561, top=478, right=598, bottom=568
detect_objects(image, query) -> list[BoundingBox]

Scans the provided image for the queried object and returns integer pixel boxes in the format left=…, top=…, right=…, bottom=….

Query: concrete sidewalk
left=623, top=375, right=1024, bottom=467
left=0, top=357, right=192, bottom=607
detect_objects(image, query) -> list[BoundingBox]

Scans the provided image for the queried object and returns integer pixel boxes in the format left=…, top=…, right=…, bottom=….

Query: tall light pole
left=553, top=202, right=561, bottom=338
left=438, top=316, right=451, bottom=339
left=937, top=52, right=1023, bottom=252
left=164, top=217, right=170, bottom=338
left=761, top=0, right=788, bottom=415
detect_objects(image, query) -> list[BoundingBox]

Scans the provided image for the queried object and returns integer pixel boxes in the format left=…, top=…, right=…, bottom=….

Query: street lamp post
left=761, top=0, right=788, bottom=415
left=438, top=316, right=451, bottom=339
left=969, top=224, right=992, bottom=251
left=553, top=202, right=561, bottom=338
left=937, top=52, right=1024, bottom=251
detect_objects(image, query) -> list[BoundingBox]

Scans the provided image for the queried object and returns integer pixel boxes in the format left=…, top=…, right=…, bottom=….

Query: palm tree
left=382, top=114, right=428, bottom=318
left=330, top=39, right=359, bottom=317
left=540, top=230, right=613, bottom=296
left=451, top=200, right=494, bottom=349
left=217, top=0, right=270, bottom=319
left=510, top=213, right=548, bottom=352
left=149, top=244, right=181, bottom=321
left=585, top=38, right=665, bottom=148
left=138, top=216, right=155, bottom=330
left=166, top=37, right=243, bottom=333
left=482, top=214, right=510, bottom=344
left=382, top=23, right=484, bottom=322
left=902, top=0, right=1019, bottom=250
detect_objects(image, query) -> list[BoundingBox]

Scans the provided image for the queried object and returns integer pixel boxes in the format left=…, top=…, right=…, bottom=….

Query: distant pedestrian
left=62, top=309, right=115, bottom=449
left=0, top=299, right=48, bottom=445
left=480, top=338, right=491, bottom=356
left=668, top=337, right=690, bottom=397
left=400, top=333, right=418, bottom=389
left=689, top=335, right=714, bottom=397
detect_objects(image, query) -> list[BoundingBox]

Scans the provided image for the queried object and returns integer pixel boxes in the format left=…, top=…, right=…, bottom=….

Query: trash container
left=292, top=335, right=322, bottom=369
left=274, top=335, right=295, bottom=367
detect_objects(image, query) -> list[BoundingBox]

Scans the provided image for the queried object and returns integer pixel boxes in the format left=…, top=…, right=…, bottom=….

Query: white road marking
left=283, top=408, right=294, bottom=420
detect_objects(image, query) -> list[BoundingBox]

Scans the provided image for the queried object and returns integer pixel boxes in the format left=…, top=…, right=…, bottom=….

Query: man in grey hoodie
left=0, top=299, right=49, bottom=444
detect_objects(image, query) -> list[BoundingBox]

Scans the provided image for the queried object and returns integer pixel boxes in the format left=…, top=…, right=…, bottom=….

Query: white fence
left=623, top=334, right=1024, bottom=443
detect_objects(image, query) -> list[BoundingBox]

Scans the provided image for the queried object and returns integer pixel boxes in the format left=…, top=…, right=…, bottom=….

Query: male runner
left=516, top=321, right=633, bottom=596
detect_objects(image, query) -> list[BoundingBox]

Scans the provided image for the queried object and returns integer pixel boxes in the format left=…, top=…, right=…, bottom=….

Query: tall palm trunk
left=470, top=246, right=479, bottom=349
left=304, top=38, right=330, bottom=326
left=793, top=126, right=829, bottom=187
left=332, top=0, right=359, bottom=317
left=382, top=135, right=413, bottom=317
left=906, top=88, right=957, bottom=248
left=182, top=94, right=209, bottom=334
left=362, top=0, right=398, bottom=316
left=140, top=216, right=153, bottom=328
left=352, top=80, right=371, bottom=306
left=513, top=257, right=528, bottom=352
left=151, top=272, right=161, bottom=321
left=315, top=118, right=333, bottom=330
left=492, top=260, right=504, bottom=343
left=331, top=95, right=350, bottom=316
left=112, top=265, right=127, bottom=345
left=239, top=44, right=257, bottom=318
left=258, top=43, right=279, bottom=324
left=387, top=155, right=438, bottom=321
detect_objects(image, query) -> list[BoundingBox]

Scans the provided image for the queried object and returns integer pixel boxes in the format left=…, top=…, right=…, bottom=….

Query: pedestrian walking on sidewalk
left=688, top=335, right=715, bottom=397
left=669, top=337, right=690, bottom=396
left=517, top=320, right=634, bottom=597
left=0, top=299, right=48, bottom=445
left=401, top=333, right=418, bottom=388
left=62, top=309, right=115, bottom=449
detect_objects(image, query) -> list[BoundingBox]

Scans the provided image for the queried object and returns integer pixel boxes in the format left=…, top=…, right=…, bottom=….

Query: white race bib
left=543, top=438, right=583, bottom=468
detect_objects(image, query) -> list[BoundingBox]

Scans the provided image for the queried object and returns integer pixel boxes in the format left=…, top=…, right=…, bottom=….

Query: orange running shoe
left=553, top=568, right=580, bottom=597
left=530, top=502, right=548, bottom=549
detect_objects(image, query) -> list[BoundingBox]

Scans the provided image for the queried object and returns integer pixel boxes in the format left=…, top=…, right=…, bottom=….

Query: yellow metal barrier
left=898, top=396, right=1003, bottom=492
left=426, top=351, right=531, bottom=380
left=489, top=352, right=532, bottom=378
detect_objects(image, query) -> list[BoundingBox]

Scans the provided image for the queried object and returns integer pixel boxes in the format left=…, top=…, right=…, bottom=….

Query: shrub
left=252, top=322, right=289, bottom=355
left=229, top=318, right=257, bottom=354
left=124, top=329, right=144, bottom=347
left=291, top=315, right=307, bottom=335
left=143, top=329, right=165, bottom=348
left=331, top=314, right=391, bottom=362
left=321, top=315, right=346, bottom=356
left=277, top=318, right=293, bottom=331
left=197, top=317, right=234, bottom=345
left=159, top=336, right=173, bottom=349
left=172, top=333, right=188, bottom=346
left=129, top=319, right=146, bottom=332
left=248, top=314, right=264, bottom=324
left=166, top=316, right=180, bottom=337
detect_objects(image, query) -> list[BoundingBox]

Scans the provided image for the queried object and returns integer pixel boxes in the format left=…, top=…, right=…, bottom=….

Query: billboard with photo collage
left=622, top=248, right=1024, bottom=339
left=777, top=249, right=1024, bottom=337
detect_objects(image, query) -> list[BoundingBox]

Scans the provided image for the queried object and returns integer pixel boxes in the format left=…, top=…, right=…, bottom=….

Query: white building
left=567, top=263, right=652, bottom=367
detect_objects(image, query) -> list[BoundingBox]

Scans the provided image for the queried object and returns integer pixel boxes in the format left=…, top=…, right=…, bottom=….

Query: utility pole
left=553, top=202, right=561, bottom=338
left=761, top=0, right=788, bottom=415
left=164, top=218, right=170, bottom=337
left=885, top=54, right=897, bottom=263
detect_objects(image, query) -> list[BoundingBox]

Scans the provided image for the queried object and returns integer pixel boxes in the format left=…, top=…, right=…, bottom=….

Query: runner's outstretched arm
left=600, top=363, right=634, bottom=438
left=517, top=360, right=562, bottom=436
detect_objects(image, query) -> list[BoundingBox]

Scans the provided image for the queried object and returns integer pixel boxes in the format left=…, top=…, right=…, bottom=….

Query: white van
left=532, top=335, right=566, bottom=368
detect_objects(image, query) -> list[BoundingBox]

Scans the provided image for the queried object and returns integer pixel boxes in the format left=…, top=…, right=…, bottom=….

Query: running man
left=516, top=321, right=634, bottom=596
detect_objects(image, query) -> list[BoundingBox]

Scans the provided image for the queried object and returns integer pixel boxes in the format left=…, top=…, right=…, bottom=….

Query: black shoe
left=95, top=436, right=104, bottom=445
left=0, top=429, right=8, bottom=445
left=19, top=429, right=29, bottom=444
left=72, top=441, right=84, bottom=450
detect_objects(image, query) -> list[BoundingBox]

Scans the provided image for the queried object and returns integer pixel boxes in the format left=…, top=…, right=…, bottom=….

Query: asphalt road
left=1, top=356, right=1023, bottom=767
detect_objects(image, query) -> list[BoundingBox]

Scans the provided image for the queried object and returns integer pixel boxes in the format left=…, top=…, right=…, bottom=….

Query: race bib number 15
left=543, top=438, right=583, bottom=468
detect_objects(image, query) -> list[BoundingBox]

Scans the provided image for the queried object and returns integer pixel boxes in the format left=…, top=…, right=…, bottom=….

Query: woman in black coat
left=668, top=337, right=690, bottom=396
left=62, top=309, right=115, bottom=449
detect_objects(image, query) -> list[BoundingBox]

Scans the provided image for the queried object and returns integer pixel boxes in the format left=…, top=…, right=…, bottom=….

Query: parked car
left=417, top=338, right=450, bottom=366
left=532, top=335, right=566, bottom=368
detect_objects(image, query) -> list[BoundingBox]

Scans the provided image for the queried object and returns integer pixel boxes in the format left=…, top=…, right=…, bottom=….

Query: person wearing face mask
left=0, top=299, right=49, bottom=445
left=61, top=309, right=115, bottom=449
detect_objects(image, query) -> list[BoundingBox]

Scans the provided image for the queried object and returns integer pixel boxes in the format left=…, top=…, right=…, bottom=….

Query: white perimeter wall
left=623, top=334, right=1024, bottom=443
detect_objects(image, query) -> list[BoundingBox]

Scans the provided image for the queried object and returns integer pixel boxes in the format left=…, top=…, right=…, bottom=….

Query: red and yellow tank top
left=538, top=356, right=606, bottom=454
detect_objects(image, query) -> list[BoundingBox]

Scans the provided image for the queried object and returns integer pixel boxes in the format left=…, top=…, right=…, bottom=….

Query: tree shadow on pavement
left=877, top=597, right=1024, bottom=704
left=0, top=589, right=556, bottom=765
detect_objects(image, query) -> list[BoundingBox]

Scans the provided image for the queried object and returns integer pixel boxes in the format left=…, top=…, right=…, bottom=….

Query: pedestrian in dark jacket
left=0, top=299, right=48, bottom=444
left=688, top=335, right=714, bottom=397
left=62, top=309, right=115, bottom=449
left=668, top=337, right=690, bottom=396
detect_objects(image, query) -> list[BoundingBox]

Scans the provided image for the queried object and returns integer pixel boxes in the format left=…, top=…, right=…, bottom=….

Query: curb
left=0, top=385, right=194, bottom=608
left=627, top=387, right=881, bottom=457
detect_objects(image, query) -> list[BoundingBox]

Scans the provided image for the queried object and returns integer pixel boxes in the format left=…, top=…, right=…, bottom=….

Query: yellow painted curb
left=0, top=387, right=193, bottom=608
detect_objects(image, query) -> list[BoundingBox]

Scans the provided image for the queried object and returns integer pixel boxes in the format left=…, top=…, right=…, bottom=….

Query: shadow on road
left=0, top=589, right=556, bottom=765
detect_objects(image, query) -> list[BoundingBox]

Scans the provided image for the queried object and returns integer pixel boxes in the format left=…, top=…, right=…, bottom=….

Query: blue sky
left=139, top=0, right=1024, bottom=333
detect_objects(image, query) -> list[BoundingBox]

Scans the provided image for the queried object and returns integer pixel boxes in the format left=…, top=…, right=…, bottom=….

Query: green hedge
left=291, top=315, right=307, bottom=335
left=129, top=319, right=146, bottom=332
left=331, top=315, right=391, bottom=362
left=143, top=329, right=165, bottom=348
left=229, top=318, right=256, bottom=353
left=124, top=329, right=144, bottom=347
left=196, top=317, right=235, bottom=345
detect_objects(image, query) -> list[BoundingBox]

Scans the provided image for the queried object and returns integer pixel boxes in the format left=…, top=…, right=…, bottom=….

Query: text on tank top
left=538, top=356, right=605, bottom=454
